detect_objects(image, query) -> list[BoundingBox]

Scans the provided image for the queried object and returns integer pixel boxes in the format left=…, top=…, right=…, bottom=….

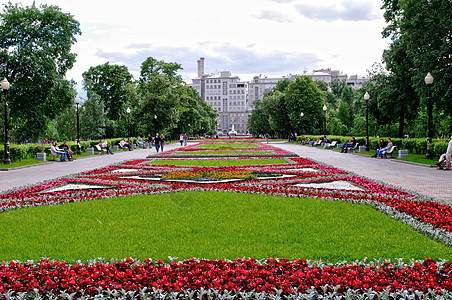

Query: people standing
left=154, top=133, right=161, bottom=152
left=160, top=134, right=166, bottom=152
left=179, top=134, right=184, bottom=146
left=183, top=133, right=188, bottom=146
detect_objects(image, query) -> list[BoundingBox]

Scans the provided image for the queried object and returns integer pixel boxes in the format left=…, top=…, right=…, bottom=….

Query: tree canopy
left=0, top=2, right=81, bottom=140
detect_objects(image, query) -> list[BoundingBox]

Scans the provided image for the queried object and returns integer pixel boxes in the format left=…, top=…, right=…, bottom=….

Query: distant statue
left=229, top=125, right=237, bottom=136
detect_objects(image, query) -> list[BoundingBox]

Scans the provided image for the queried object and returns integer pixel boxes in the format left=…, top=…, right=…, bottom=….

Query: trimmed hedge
left=297, top=135, right=449, bottom=158
left=0, top=138, right=131, bottom=162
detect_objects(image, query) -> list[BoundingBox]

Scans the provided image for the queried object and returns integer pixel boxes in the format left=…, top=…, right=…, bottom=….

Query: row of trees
left=0, top=3, right=217, bottom=143
left=249, top=0, right=451, bottom=140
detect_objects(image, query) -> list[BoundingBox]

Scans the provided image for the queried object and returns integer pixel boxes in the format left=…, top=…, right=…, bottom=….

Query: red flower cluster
left=1, top=258, right=451, bottom=296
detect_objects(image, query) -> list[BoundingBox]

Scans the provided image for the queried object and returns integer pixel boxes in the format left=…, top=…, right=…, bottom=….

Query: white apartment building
left=188, top=58, right=370, bottom=135
left=188, top=58, right=248, bottom=135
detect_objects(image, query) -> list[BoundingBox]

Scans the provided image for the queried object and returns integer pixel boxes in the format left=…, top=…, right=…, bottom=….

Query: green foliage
left=0, top=2, right=81, bottom=140
left=381, top=0, right=452, bottom=135
left=80, top=94, right=106, bottom=140
left=82, top=62, right=133, bottom=121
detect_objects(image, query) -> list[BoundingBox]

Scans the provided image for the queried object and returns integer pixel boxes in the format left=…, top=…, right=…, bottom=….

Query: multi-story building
left=247, top=75, right=285, bottom=112
left=188, top=58, right=370, bottom=135
left=346, top=74, right=369, bottom=89
left=188, top=58, right=248, bottom=135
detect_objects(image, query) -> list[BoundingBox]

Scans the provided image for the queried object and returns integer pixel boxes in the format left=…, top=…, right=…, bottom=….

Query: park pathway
left=0, top=142, right=182, bottom=193
left=1, top=141, right=451, bottom=203
left=273, top=142, right=452, bottom=203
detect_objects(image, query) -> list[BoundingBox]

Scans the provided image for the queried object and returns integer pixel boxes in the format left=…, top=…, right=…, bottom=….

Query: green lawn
left=0, top=157, right=48, bottom=169
left=354, top=150, right=437, bottom=166
left=150, top=158, right=288, bottom=166
left=0, top=191, right=450, bottom=263
left=195, top=142, right=260, bottom=148
left=183, top=150, right=264, bottom=155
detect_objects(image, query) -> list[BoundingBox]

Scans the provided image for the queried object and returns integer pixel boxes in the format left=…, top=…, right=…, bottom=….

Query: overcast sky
left=7, top=0, right=390, bottom=94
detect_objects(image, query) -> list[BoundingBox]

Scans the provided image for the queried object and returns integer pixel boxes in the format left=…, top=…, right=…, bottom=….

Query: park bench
left=383, top=145, right=397, bottom=158
left=345, top=143, right=359, bottom=153
left=94, top=144, right=108, bottom=154
left=324, top=141, right=337, bottom=149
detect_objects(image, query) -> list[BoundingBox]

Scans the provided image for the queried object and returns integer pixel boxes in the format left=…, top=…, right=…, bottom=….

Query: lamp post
left=154, top=114, right=157, bottom=134
left=300, top=111, right=304, bottom=137
left=364, top=92, right=370, bottom=151
left=126, top=107, right=131, bottom=144
left=2, top=78, right=10, bottom=165
left=322, top=105, right=327, bottom=140
left=74, top=95, right=82, bottom=155
left=425, top=72, right=434, bottom=159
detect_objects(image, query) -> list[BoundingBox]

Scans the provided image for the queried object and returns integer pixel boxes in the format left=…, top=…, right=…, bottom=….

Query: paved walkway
left=1, top=141, right=451, bottom=203
left=272, top=142, right=452, bottom=203
left=0, top=142, right=182, bottom=193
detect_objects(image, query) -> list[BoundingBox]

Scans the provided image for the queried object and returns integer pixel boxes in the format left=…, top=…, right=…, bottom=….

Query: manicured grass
left=355, top=150, right=437, bottom=166
left=0, top=157, right=48, bottom=169
left=0, top=191, right=450, bottom=263
left=195, top=142, right=260, bottom=148
left=150, top=158, right=289, bottom=166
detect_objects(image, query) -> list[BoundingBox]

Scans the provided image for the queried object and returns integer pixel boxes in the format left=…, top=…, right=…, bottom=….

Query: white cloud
left=10, top=0, right=389, bottom=95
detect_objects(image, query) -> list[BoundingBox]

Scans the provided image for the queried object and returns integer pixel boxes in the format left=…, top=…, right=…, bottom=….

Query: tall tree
left=285, top=76, right=325, bottom=135
left=0, top=2, right=80, bottom=140
left=382, top=0, right=452, bottom=136
left=82, top=62, right=133, bottom=121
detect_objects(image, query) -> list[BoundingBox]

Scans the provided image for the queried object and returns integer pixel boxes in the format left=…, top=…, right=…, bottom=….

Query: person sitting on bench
left=59, top=140, right=73, bottom=161
left=50, top=141, right=67, bottom=161
left=119, top=139, right=132, bottom=151
left=99, top=140, right=113, bottom=154
left=340, top=137, right=356, bottom=153
left=435, top=139, right=452, bottom=170
left=375, top=138, right=393, bottom=158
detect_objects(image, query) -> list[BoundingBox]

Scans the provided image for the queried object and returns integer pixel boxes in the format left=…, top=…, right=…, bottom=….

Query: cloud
left=254, top=9, right=292, bottom=23
left=94, top=42, right=323, bottom=82
left=295, top=1, right=380, bottom=22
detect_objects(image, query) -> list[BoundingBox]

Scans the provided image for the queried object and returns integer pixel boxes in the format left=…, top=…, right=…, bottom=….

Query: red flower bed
left=1, top=258, right=451, bottom=296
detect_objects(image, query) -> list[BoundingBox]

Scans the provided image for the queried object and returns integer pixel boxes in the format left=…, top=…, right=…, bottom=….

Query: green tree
left=381, top=0, right=452, bottom=136
left=247, top=100, right=272, bottom=137
left=0, top=2, right=81, bottom=140
left=285, top=76, right=325, bottom=135
left=262, top=91, right=291, bottom=137
left=82, top=62, right=133, bottom=121
left=139, top=57, right=183, bottom=84
left=80, top=94, right=106, bottom=140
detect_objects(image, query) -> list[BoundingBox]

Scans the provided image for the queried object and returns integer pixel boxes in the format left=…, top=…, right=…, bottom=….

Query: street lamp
left=364, top=92, right=370, bottom=151
left=2, top=78, right=10, bottom=165
left=154, top=114, right=157, bottom=134
left=126, top=107, right=131, bottom=144
left=74, top=95, right=82, bottom=155
left=300, top=112, right=304, bottom=137
left=322, top=105, right=327, bottom=140
left=425, top=72, right=434, bottom=159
